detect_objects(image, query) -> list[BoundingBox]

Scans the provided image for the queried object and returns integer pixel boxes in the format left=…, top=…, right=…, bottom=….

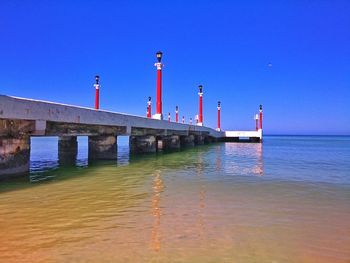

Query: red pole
left=147, top=97, right=151, bottom=118
left=198, top=85, right=203, bottom=125
left=175, top=106, right=179, bottom=123
left=168, top=112, right=171, bottom=122
left=259, top=105, right=263, bottom=130
left=255, top=114, right=259, bottom=131
left=182, top=116, right=185, bottom=124
left=154, top=51, right=163, bottom=119
left=94, top=75, right=100, bottom=110
left=217, top=101, right=221, bottom=131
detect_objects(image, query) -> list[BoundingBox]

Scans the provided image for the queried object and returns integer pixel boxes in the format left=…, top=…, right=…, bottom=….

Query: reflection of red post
left=168, top=112, right=171, bottom=122
left=198, top=85, right=203, bottom=126
left=259, top=105, right=263, bottom=130
left=255, top=114, right=259, bottom=131
left=175, top=106, right=179, bottom=123
left=94, top=75, right=100, bottom=110
left=182, top=116, right=185, bottom=124
left=154, top=51, right=163, bottom=120
left=217, top=101, right=221, bottom=131
left=147, top=97, right=152, bottom=118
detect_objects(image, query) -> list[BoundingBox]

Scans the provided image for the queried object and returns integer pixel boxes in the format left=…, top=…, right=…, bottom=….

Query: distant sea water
left=0, top=136, right=349, bottom=263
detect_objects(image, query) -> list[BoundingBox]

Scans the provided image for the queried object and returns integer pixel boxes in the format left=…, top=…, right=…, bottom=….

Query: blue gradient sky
left=1, top=1, right=349, bottom=135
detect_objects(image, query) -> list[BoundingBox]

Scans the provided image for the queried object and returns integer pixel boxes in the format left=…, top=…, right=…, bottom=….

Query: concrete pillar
left=88, top=135, right=117, bottom=160
left=180, top=135, right=195, bottom=147
left=0, top=136, right=30, bottom=179
left=129, top=135, right=156, bottom=154
left=58, top=136, right=78, bottom=166
left=162, top=135, right=180, bottom=151
left=157, top=138, right=164, bottom=152
left=195, top=135, right=205, bottom=145
left=204, top=136, right=214, bottom=144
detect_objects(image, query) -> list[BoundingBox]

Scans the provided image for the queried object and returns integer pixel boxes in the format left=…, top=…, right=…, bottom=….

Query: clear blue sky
left=1, top=0, right=349, bottom=135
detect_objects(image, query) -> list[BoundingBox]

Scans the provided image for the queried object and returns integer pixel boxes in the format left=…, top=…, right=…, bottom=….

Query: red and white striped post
left=182, top=116, right=185, bottom=124
left=198, top=85, right=203, bottom=126
left=217, top=101, right=221, bottom=131
left=153, top=51, right=163, bottom=120
left=147, top=96, right=152, bottom=118
left=168, top=112, right=171, bottom=122
left=175, top=106, right=179, bottom=123
left=94, top=75, right=100, bottom=110
left=255, top=113, right=259, bottom=131
left=259, top=105, right=263, bottom=130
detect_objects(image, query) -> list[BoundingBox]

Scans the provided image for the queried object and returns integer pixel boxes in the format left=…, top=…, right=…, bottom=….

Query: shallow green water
left=0, top=136, right=349, bottom=262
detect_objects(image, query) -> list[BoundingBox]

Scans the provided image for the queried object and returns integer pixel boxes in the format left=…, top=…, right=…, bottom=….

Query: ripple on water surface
left=0, top=136, right=349, bottom=262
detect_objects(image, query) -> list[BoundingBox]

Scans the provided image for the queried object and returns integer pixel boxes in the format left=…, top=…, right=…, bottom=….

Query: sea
left=0, top=135, right=349, bottom=263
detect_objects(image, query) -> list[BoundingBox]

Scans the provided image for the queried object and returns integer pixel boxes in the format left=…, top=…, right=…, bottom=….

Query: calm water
left=0, top=136, right=349, bottom=262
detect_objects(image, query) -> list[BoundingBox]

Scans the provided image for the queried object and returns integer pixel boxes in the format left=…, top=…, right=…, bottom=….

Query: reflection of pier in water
left=223, top=143, right=264, bottom=176
left=150, top=170, right=163, bottom=252
left=149, top=149, right=210, bottom=252
left=196, top=151, right=206, bottom=239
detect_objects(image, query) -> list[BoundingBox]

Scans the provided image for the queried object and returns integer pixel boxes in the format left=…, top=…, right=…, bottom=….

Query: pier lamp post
left=182, top=116, right=185, bottom=124
left=259, top=105, right=263, bottom=130
left=255, top=113, right=259, bottom=131
left=217, top=101, right=221, bottom=131
left=190, top=118, right=193, bottom=125
left=198, top=85, right=203, bottom=126
left=147, top=97, right=152, bottom=118
left=153, top=51, right=163, bottom=120
left=94, top=75, right=100, bottom=110
left=175, top=106, right=179, bottom=123
left=168, top=112, right=171, bottom=122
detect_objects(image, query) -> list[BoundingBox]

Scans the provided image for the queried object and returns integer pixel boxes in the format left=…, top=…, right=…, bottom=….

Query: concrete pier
left=0, top=95, right=263, bottom=179
left=205, top=136, right=216, bottom=144
left=88, top=135, right=117, bottom=160
left=224, top=130, right=262, bottom=142
left=156, top=137, right=164, bottom=152
left=130, top=135, right=157, bottom=154
left=0, top=136, right=30, bottom=178
left=180, top=135, right=195, bottom=147
left=0, top=119, right=34, bottom=178
left=58, top=136, right=78, bottom=165
left=195, top=135, right=205, bottom=145
left=161, top=135, right=181, bottom=151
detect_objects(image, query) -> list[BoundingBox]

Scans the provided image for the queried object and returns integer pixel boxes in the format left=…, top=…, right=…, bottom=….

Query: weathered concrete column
left=130, top=135, right=156, bottom=154
left=88, top=135, right=117, bottom=160
left=0, top=119, right=34, bottom=179
left=180, top=135, right=195, bottom=147
left=157, top=138, right=164, bottom=152
left=210, top=136, right=219, bottom=143
left=195, top=135, right=205, bottom=145
left=58, top=136, right=78, bottom=166
left=204, top=136, right=214, bottom=144
left=0, top=136, right=30, bottom=179
left=161, top=135, right=181, bottom=151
